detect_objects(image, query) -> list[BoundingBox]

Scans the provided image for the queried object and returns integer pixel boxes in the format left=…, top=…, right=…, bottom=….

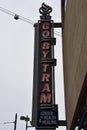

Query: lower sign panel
left=37, top=105, right=58, bottom=127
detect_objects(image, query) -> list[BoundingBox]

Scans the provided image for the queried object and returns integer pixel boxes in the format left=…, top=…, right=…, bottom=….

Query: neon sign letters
left=39, top=21, right=52, bottom=104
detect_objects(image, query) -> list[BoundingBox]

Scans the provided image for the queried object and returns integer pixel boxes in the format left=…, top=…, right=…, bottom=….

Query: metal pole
left=61, top=0, right=65, bottom=23
left=26, top=115, right=28, bottom=130
left=14, top=113, right=17, bottom=130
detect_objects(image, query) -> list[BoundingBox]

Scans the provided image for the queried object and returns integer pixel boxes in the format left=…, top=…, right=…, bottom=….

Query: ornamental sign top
left=39, top=3, right=52, bottom=20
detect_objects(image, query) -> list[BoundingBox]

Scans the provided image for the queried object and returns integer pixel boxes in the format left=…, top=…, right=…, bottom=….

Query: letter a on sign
left=42, top=83, right=50, bottom=92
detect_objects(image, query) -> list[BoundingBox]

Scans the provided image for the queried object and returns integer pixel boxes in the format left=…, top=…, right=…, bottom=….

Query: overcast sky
left=0, top=0, right=66, bottom=130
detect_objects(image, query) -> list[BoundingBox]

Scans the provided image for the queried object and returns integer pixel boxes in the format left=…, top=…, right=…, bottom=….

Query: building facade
left=63, top=0, right=87, bottom=129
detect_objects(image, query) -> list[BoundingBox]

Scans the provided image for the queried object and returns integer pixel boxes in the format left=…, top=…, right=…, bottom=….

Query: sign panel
left=36, top=20, right=58, bottom=127
left=37, top=105, right=58, bottom=127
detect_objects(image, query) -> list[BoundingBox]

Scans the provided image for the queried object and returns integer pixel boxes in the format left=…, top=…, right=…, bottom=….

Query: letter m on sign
left=40, top=93, right=51, bottom=103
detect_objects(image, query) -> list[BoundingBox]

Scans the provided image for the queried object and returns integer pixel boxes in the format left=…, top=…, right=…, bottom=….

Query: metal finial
left=39, top=3, right=52, bottom=16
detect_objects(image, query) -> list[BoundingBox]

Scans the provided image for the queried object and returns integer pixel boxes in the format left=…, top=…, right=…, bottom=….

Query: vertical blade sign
left=31, top=3, right=58, bottom=128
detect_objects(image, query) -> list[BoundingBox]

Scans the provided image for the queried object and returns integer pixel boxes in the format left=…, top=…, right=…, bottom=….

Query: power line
left=0, top=6, right=62, bottom=36
left=0, top=6, right=34, bottom=25
left=0, top=113, right=17, bottom=130
left=0, top=121, right=14, bottom=125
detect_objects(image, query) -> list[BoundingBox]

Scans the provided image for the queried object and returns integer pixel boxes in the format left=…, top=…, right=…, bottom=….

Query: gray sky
left=0, top=0, right=66, bottom=130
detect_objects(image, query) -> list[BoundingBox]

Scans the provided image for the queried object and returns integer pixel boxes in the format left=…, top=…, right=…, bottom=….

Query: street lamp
left=20, top=115, right=30, bottom=130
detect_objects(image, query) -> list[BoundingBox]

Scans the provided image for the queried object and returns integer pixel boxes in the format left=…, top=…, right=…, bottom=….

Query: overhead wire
left=0, top=6, right=34, bottom=25
left=0, top=121, right=14, bottom=125
left=0, top=6, right=62, bottom=36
